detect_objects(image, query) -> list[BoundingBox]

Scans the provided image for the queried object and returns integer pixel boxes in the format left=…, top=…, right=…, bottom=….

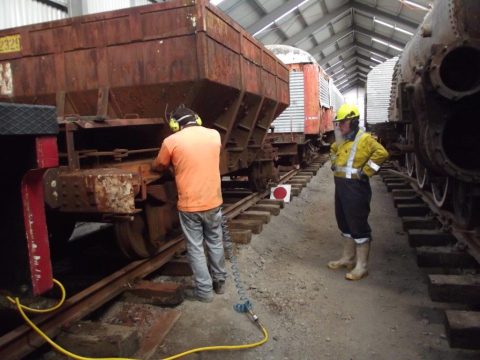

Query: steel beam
left=339, top=80, right=365, bottom=93
left=308, top=27, right=355, bottom=59
left=319, top=42, right=357, bottom=67
left=355, top=42, right=394, bottom=60
left=354, top=25, right=406, bottom=49
left=248, top=0, right=311, bottom=35
left=352, top=1, right=419, bottom=33
left=331, top=63, right=369, bottom=80
left=325, top=52, right=377, bottom=73
left=333, top=68, right=367, bottom=82
left=37, top=0, right=68, bottom=12
left=284, top=2, right=352, bottom=46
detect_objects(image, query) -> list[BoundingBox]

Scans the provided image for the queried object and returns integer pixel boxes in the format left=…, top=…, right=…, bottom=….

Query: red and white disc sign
left=270, top=184, right=291, bottom=203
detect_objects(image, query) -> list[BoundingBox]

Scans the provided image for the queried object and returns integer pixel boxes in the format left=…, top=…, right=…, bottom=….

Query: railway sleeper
left=397, top=203, right=430, bottom=217
left=249, top=204, right=281, bottom=216
left=402, top=217, right=441, bottom=231
left=236, top=210, right=271, bottom=224
left=288, top=179, right=308, bottom=186
left=54, top=321, right=140, bottom=358
left=386, top=182, right=412, bottom=192
left=416, top=246, right=480, bottom=269
left=446, top=310, right=480, bottom=350
left=159, top=257, right=193, bottom=277
left=258, top=199, right=285, bottom=208
left=382, top=176, right=405, bottom=182
left=393, top=196, right=423, bottom=207
left=408, top=229, right=457, bottom=247
left=428, top=274, right=480, bottom=305
left=229, top=229, right=253, bottom=244
left=228, top=219, right=263, bottom=234
left=391, top=189, right=418, bottom=197
left=123, top=280, right=184, bottom=307
left=290, top=185, right=303, bottom=196
left=298, top=171, right=315, bottom=176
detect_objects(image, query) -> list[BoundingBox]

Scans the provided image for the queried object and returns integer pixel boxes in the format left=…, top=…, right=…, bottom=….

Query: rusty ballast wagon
left=0, top=0, right=289, bottom=282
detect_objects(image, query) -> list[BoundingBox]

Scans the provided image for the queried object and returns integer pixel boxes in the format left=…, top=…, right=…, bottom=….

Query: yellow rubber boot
left=327, top=239, right=356, bottom=270
left=346, top=242, right=370, bottom=280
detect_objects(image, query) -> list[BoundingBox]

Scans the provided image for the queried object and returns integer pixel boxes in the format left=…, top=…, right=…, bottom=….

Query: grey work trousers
left=179, top=206, right=227, bottom=297
left=334, top=176, right=372, bottom=244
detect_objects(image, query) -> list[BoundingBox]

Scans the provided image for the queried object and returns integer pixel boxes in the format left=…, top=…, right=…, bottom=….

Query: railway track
left=0, top=156, right=327, bottom=360
left=380, top=164, right=480, bottom=351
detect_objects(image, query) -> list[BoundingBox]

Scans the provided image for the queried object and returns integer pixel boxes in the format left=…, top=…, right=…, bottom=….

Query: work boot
left=183, top=288, right=213, bottom=303
left=213, top=280, right=226, bottom=295
left=327, top=239, right=356, bottom=270
left=346, top=242, right=370, bottom=281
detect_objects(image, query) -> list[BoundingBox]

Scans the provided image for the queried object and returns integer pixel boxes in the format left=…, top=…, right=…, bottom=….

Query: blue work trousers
left=334, top=176, right=372, bottom=244
left=179, top=206, right=227, bottom=297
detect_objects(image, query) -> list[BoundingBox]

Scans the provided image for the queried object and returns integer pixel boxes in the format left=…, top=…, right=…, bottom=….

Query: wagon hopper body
left=0, top=0, right=289, bottom=290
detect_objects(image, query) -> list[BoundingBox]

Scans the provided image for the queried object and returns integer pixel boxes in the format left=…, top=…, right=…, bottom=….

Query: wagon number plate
left=0, top=34, right=21, bottom=54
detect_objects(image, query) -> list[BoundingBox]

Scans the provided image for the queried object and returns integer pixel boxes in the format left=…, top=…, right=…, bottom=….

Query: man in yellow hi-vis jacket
left=327, top=103, right=389, bottom=280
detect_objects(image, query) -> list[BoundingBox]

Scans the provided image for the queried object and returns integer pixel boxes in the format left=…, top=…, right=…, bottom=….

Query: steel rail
left=0, top=160, right=323, bottom=359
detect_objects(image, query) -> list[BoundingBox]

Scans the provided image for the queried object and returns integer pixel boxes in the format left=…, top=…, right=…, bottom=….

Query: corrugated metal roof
left=216, top=0, right=427, bottom=93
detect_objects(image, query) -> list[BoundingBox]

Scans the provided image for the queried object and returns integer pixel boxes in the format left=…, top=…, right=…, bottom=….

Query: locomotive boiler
left=387, top=0, right=480, bottom=229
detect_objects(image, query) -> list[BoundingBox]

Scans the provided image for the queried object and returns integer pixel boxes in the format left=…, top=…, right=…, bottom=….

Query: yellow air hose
left=7, top=278, right=268, bottom=360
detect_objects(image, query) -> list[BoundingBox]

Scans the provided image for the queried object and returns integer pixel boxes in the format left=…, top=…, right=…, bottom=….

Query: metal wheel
left=452, top=180, right=479, bottom=229
left=405, top=125, right=415, bottom=177
left=414, top=155, right=428, bottom=189
left=430, top=176, right=451, bottom=208
left=114, top=214, right=158, bottom=259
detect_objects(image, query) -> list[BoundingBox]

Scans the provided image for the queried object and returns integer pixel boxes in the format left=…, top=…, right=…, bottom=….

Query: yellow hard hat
left=334, top=103, right=360, bottom=122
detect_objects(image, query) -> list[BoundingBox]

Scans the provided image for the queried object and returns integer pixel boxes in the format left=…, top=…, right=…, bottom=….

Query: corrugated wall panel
left=83, top=0, right=152, bottom=14
left=366, top=57, right=399, bottom=125
left=329, top=80, right=344, bottom=111
left=0, top=0, right=67, bottom=30
left=271, top=71, right=304, bottom=133
left=83, top=0, right=132, bottom=14
left=319, top=76, right=330, bottom=108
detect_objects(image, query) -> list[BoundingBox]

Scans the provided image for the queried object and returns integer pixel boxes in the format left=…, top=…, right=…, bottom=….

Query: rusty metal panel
left=205, top=8, right=240, bottom=54
left=0, top=0, right=289, bottom=177
left=242, top=36, right=261, bottom=65
left=242, top=58, right=261, bottom=95
left=140, top=6, right=196, bottom=40
left=53, top=169, right=140, bottom=214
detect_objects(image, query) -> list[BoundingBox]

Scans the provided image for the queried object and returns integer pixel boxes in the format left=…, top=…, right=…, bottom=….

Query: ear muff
left=169, top=116, right=180, bottom=132
left=195, top=114, right=203, bottom=126
left=168, top=112, right=202, bottom=132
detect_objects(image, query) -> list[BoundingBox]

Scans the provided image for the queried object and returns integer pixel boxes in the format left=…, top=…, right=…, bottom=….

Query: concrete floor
left=155, top=164, right=479, bottom=360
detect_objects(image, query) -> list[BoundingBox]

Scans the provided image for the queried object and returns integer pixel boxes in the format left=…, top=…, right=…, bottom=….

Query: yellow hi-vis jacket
left=330, top=129, right=389, bottom=178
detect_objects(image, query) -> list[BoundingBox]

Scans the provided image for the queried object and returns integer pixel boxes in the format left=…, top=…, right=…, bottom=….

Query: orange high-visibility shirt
left=155, top=126, right=223, bottom=212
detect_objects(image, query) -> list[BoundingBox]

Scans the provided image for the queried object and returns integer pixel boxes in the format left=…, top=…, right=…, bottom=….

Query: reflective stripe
left=344, top=128, right=365, bottom=179
left=335, top=167, right=358, bottom=174
left=353, top=237, right=370, bottom=245
left=334, top=171, right=361, bottom=179
left=368, top=159, right=380, bottom=171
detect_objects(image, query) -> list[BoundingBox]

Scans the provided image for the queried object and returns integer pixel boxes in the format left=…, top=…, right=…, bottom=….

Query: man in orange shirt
left=152, top=106, right=226, bottom=302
